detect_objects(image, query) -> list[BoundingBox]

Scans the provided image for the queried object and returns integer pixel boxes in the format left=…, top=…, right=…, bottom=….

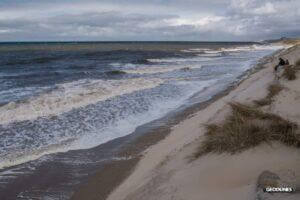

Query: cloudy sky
left=0, top=0, right=299, bottom=41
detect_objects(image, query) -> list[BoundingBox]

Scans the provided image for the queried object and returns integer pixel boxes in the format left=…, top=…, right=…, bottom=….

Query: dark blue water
left=0, top=48, right=179, bottom=104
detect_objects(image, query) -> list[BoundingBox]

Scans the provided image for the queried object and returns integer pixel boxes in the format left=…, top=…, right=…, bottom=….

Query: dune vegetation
left=283, top=65, right=296, bottom=80
left=194, top=102, right=300, bottom=158
left=254, top=84, right=283, bottom=106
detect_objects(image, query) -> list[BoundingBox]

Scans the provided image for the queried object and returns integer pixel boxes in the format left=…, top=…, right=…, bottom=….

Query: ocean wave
left=109, top=63, right=137, bottom=69
left=185, top=44, right=284, bottom=56
left=226, top=44, right=283, bottom=52
left=0, top=138, right=73, bottom=170
left=1, top=71, right=62, bottom=80
left=124, top=65, right=202, bottom=74
left=181, top=48, right=211, bottom=53
left=0, top=78, right=164, bottom=124
left=4, top=56, right=61, bottom=66
left=104, top=70, right=127, bottom=76
left=132, top=59, right=153, bottom=64
left=0, top=79, right=213, bottom=170
left=109, top=45, right=281, bottom=68
left=197, top=53, right=223, bottom=57
left=147, top=56, right=213, bottom=63
left=251, top=44, right=285, bottom=51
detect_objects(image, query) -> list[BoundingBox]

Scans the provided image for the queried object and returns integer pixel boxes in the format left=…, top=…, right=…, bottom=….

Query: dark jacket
left=279, top=58, right=285, bottom=66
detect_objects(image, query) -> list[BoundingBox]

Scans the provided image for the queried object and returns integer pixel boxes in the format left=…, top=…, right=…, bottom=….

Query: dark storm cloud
left=0, top=0, right=299, bottom=41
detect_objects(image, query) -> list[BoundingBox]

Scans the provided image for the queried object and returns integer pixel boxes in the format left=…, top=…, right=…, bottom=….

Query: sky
left=0, top=0, right=299, bottom=41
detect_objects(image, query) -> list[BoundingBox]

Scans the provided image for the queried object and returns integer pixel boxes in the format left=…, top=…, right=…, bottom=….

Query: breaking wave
left=124, top=65, right=202, bottom=74
left=147, top=57, right=213, bottom=63
left=0, top=78, right=164, bottom=124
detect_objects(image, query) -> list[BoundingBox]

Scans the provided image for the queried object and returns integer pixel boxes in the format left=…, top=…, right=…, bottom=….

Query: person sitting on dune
left=274, top=57, right=286, bottom=79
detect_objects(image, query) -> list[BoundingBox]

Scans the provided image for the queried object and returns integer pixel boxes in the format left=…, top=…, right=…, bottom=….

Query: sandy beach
left=105, top=43, right=300, bottom=200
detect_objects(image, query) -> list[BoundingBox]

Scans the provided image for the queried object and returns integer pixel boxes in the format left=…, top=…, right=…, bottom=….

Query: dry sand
left=107, top=44, right=300, bottom=200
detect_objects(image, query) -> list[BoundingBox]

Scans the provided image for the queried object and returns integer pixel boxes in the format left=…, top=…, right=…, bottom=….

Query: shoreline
left=105, top=44, right=300, bottom=200
left=70, top=68, right=237, bottom=200
left=71, top=45, right=289, bottom=200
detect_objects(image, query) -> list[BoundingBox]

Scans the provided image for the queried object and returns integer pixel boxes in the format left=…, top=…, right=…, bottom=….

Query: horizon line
left=0, top=40, right=260, bottom=43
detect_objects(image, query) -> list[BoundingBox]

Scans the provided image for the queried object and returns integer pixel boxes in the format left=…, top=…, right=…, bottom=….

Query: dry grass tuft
left=254, top=84, right=283, bottom=106
left=283, top=66, right=296, bottom=80
left=254, top=98, right=272, bottom=107
left=194, top=103, right=299, bottom=158
left=268, top=84, right=284, bottom=96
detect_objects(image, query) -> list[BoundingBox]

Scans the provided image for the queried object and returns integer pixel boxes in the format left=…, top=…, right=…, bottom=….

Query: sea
left=0, top=42, right=283, bottom=199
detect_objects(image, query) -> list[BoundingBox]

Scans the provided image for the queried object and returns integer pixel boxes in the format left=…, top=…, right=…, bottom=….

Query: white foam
left=0, top=79, right=215, bottom=170
left=109, top=63, right=137, bottom=69
left=147, top=57, right=212, bottom=63
left=204, top=50, right=222, bottom=54
left=251, top=44, right=285, bottom=51
left=124, top=65, right=202, bottom=74
left=70, top=79, right=215, bottom=150
left=0, top=138, right=74, bottom=170
left=197, top=53, right=222, bottom=57
left=202, top=44, right=284, bottom=55
left=0, top=169, right=25, bottom=176
left=0, top=78, right=164, bottom=124
left=181, top=48, right=211, bottom=53
left=0, top=86, right=49, bottom=103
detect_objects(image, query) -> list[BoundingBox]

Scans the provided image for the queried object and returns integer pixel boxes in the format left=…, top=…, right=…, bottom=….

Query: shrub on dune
left=283, top=66, right=296, bottom=80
